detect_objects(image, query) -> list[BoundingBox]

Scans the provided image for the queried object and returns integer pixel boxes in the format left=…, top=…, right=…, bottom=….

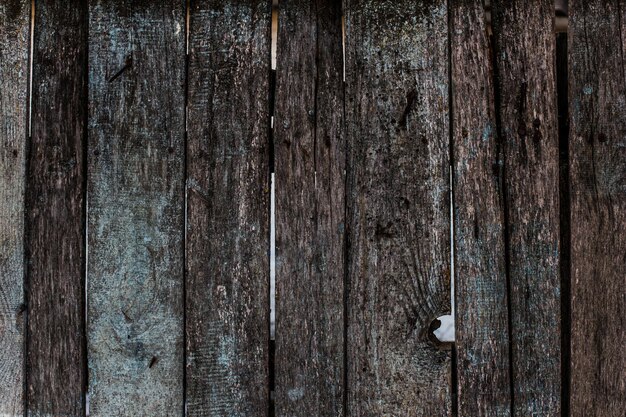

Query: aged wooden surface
left=569, top=1, right=626, bottom=415
left=186, top=1, right=271, bottom=416
left=450, top=1, right=512, bottom=415
left=0, top=1, right=29, bottom=415
left=556, top=31, right=570, bottom=417
left=87, top=1, right=186, bottom=415
left=273, top=1, right=344, bottom=415
left=344, top=1, right=451, bottom=415
left=491, top=1, right=561, bottom=414
left=27, top=1, right=87, bottom=415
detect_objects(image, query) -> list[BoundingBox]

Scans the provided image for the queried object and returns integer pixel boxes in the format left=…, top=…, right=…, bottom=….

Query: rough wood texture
left=27, top=1, right=87, bottom=415
left=0, top=1, right=29, bottom=415
left=569, top=1, right=626, bottom=415
left=344, top=1, right=451, bottom=415
left=87, top=1, right=185, bottom=415
left=273, top=1, right=344, bottom=415
left=450, top=1, right=512, bottom=415
left=491, top=1, right=561, bottom=414
left=186, top=2, right=270, bottom=416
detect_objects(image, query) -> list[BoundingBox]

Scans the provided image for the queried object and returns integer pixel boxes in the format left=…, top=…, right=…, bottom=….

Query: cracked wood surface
left=451, top=1, right=512, bottom=415
left=186, top=1, right=271, bottom=416
left=274, top=1, right=345, bottom=415
left=344, top=1, right=452, bottom=415
left=27, top=1, right=87, bottom=415
left=491, top=1, right=562, bottom=414
left=569, top=1, right=626, bottom=415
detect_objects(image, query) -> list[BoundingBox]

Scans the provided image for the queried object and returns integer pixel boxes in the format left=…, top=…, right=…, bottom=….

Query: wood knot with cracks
left=375, top=221, right=394, bottom=239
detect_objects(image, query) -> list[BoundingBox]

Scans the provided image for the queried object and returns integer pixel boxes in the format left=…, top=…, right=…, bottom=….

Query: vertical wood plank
left=273, top=1, right=344, bottom=415
left=344, top=1, right=451, bottom=415
left=0, top=1, right=29, bottom=415
left=87, top=1, right=186, bottom=415
left=186, top=1, right=271, bottom=415
left=27, top=1, right=87, bottom=415
left=491, top=1, right=561, bottom=414
left=569, top=1, right=626, bottom=415
left=450, top=0, right=512, bottom=415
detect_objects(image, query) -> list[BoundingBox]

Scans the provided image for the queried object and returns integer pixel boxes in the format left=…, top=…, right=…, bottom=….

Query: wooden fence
left=0, top=0, right=623, bottom=416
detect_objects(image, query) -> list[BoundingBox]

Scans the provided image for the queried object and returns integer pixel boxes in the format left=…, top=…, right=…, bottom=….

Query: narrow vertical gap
left=556, top=30, right=570, bottom=417
left=23, top=1, right=35, bottom=416
left=340, top=9, right=349, bottom=417
left=81, top=0, right=89, bottom=415
left=182, top=1, right=190, bottom=415
left=268, top=4, right=278, bottom=417
left=447, top=2, right=458, bottom=414
left=488, top=14, right=516, bottom=415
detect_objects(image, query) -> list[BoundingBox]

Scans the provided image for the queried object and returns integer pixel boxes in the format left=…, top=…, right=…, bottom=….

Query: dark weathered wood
left=273, top=1, right=344, bottom=415
left=491, top=1, right=561, bottom=414
left=450, top=1, right=512, bottom=415
left=87, top=2, right=186, bottom=415
left=344, top=1, right=451, bottom=415
left=556, top=31, right=571, bottom=417
left=186, top=2, right=270, bottom=415
left=26, top=1, right=87, bottom=415
left=0, top=1, right=29, bottom=414
left=569, top=1, right=626, bottom=415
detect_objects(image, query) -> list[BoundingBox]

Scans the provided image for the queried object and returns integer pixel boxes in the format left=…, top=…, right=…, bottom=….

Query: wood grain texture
left=87, top=1, right=186, bottom=415
left=0, top=1, right=29, bottom=415
left=26, top=1, right=87, bottom=415
left=568, top=1, right=626, bottom=415
left=450, top=1, right=512, bottom=415
left=186, top=2, right=270, bottom=416
left=344, top=1, right=451, bottom=415
left=273, top=1, right=344, bottom=415
left=491, top=1, right=561, bottom=414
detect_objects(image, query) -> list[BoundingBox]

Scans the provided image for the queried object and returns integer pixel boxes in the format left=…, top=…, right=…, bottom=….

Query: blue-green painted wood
left=87, top=1, right=186, bottom=415
left=0, top=1, right=29, bottom=414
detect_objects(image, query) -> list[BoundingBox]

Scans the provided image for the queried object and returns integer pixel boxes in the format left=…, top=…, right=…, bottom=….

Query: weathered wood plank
left=87, top=1, right=186, bottom=415
left=491, top=1, right=561, bottom=414
left=186, top=2, right=271, bottom=415
left=0, top=1, right=29, bottom=415
left=26, top=1, right=87, bottom=415
left=344, top=1, right=451, bottom=415
left=273, top=1, right=344, bottom=415
left=450, top=1, right=512, bottom=415
left=569, top=1, right=626, bottom=415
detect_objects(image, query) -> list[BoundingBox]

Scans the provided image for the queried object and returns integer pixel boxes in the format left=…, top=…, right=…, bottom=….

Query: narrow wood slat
left=87, top=1, right=186, bottom=415
left=569, top=1, right=626, bottom=414
left=491, top=1, right=561, bottom=414
left=186, top=2, right=271, bottom=415
left=274, top=1, right=344, bottom=415
left=344, top=1, right=451, bottom=415
left=27, top=1, right=87, bottom=415
left=450, top=0, right=512, bottom=415
left=0, top=1, right=29, bottom=415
